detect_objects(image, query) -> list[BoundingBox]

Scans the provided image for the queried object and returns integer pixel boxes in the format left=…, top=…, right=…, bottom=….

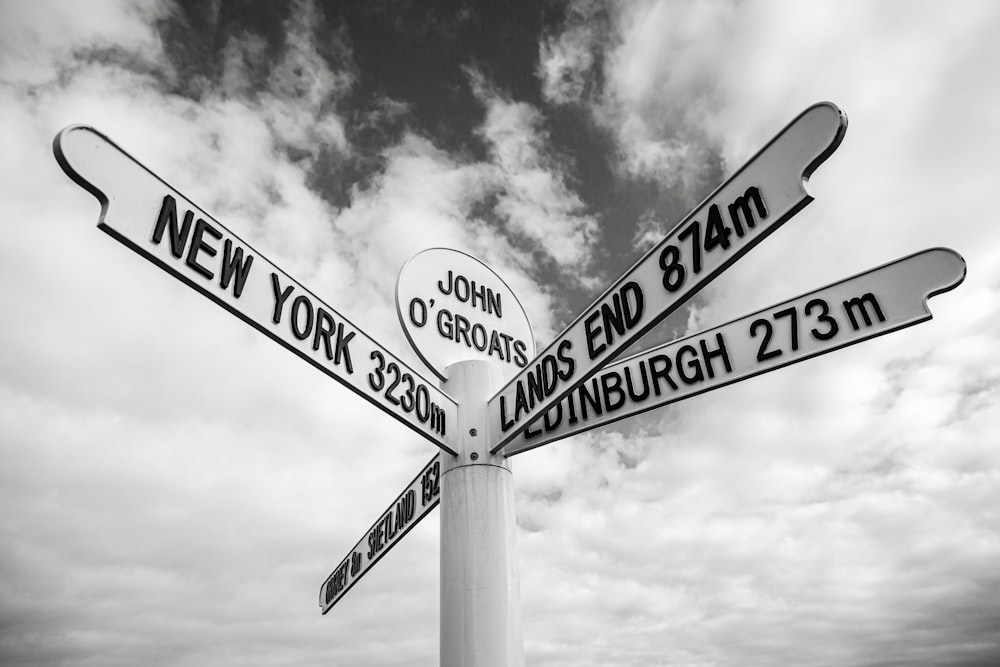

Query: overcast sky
left=2, top=1, right=999, bottom=665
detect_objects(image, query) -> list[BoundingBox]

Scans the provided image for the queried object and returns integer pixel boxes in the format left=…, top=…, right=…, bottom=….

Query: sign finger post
left=54, top=125, right=457, bottom=454
left=54, top=102, right=967, bottom=667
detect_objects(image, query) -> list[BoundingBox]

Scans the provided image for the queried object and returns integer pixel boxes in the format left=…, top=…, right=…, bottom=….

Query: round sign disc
left=396, top=248, right=535, bottom=381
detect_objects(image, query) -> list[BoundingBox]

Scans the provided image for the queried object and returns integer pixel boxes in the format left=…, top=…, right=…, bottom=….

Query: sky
left=2, top=0, right=999, bottom=665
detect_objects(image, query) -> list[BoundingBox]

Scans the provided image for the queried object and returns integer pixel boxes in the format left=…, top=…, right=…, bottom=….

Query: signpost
left=54, top=125, right=457, bottom=454
left=320, top=454, right=442, bottom=613
left=500, top=248, right=967, bottom=456
left=487, top=102, right=848, bottom=452
left=55, top=101, right=968, bottom=667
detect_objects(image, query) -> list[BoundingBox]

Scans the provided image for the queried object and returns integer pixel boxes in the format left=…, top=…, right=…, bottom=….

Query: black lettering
left=386, top=507, right=397, bottom=539
left=269, top=273, right=294, bottom=324
left=541, top=355, right=559, bottom=393
left=437, top=270, right=454, bottom=295
left=513, top=339, right=528, bottom=367
left=659, top=244, right=685, bottom=292
left=327, top=559, right=350, bottom=598
left=454, top=314, right=472, bottom=347
left=368, top=350, right=386, bottom=391
left=556, top=340, right=575, bottom=381
left=843, top=293, right=886, bottom=330
left=728, top=186, right=768, bottom=236
left=679, top=220, right=702, bottom=274
left=566, top=389, right=579, bottom=425
left=415, top=385, right=430, bottom=423
left=648, top=354, right=678, bottom=395
left=409, top=298, right=427, bottom=328
left=750, top=318, right=781, bottom=362
left=313, top=307, right=336, bottom=360
left=624, top=363, right=650, bottom=402
left=471, top=323, right=488, bottom=351
left=524, top=417, right=543, bottom=440
left=806, top=298, right=839, bottom=341
left=385, top=363, right=402, bottom=405
left=219, top=239, right=254, bottom=298
left=699, top=333, right=732, bottom=379
left=470, top=281, right=487, bottom=312
left=601, top=372, right=626, bottom=411
left=774, top=306, right=800, bottom=351
left=578, top=378, right=603, bottom=420
left=586, top=283, right=644, bottom=360
left=621, top=281, right=644, bottom=328
left=489, top=290, right=502, bottom=318
left=500, top=394, right=515, bottom=432
left=526, top=365, right=545, bottom=408
left=151, top=194, right=191, bottom=258
left=584, top=310, right=604, bottom=358
left=405, top=489, right=416, bottom=521
left=676, top=344, right=704, bottom=384
left=542, top=403, right=563, bottom=432
left=454, top=275, right=470, bottom=302
left=333, top=323, right=355, bottom=373
left=513, top=382, right=530, bottom=423
left=704, top=203, right=733, bottom=249
left=290, top=295, right=313, bottom=340
left=185, top=218, right=221, bottom=280
left=379, top=515, right=389, bottom=546
left=350, top=551, right=361, bottom=577
left=437, top=309, right=453, bottom=339
left=431, top=404, right=447, bottom=436
left=488, top=330, right=506, bottom=360
left=602, top=295, right=625, bottom=345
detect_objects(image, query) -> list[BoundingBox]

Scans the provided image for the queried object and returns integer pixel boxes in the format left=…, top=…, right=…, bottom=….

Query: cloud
left=0, top=0, right=168, bottom=85
left=536, top=0, right=606, bottom=105
left=538, top=0, right=725, bottom=201
left=467, top=67, right=601, bottom=284
left=3, top=1, right=1000, bottom=665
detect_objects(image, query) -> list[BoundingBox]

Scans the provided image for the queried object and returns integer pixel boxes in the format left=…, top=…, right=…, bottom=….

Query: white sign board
left=396, top=248, right=535, bottom=381
left=501, top=248, right=967, bottom=455
left=488, top=102, right=848, bottom=452
left=55, top=125, right=458, bottom=454
left=320, top=454, right=442, bottom=613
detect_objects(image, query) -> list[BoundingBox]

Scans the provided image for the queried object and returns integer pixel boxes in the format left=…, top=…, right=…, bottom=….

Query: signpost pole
left=440, top=360, right=524, bottom=667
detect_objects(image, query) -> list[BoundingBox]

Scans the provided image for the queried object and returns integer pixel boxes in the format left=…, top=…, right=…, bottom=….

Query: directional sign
left=501, top=248, right=967, bottom=456
left=320, top=454, right=442, bottom=613
left=488, top=102, right=848, bottom=452
left=54, top=125, right=457, bottom=454
left=396, top=248, right=535, bottom=382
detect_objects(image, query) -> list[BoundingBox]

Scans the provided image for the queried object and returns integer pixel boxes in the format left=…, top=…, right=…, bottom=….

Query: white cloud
left=539, top=0, right=726, bottom=198
left=468, top=68, right=601, bottom=283
left=3, top=0, right=1000, bottom=665
left=537, top=0, right=605, bottom=105
left=0, top=0, right=168, bottom=85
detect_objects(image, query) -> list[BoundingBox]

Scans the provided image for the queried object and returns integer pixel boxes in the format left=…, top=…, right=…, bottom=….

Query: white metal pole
left=440, top=360, right=524, bottom=667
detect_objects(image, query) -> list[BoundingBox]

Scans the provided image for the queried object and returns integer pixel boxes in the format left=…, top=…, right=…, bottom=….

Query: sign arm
left=319, top=453, right=442, bottom=612
left=500, top=247, right=966, bottom=456
left=54, top=125, right=458, bottom=454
